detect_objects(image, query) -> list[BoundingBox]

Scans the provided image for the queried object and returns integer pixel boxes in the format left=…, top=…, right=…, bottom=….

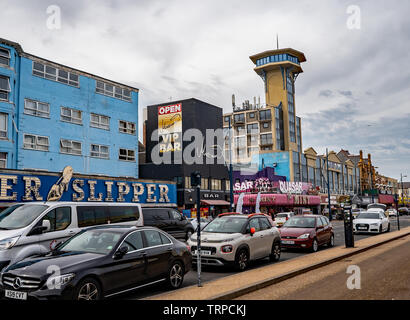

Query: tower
left=249, top=48, right=306, bottom=154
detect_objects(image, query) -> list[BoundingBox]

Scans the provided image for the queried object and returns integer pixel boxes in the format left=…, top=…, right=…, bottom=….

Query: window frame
left=119, top=148, right=135, bottom=162
left=0, top=47, right=10, bottom=66
left=60, top=138, right=82, bottom=156
left=24, top=99, right=50, bottom=118
left=119, top=120, right=136, bottom=135
left=90, top=143, right=109, bottom=159
left=0, top=75, right=11, bottom=101
left=0, top=112, right=7, bottom=139
left=60, top=107, right=83, bottom=125
left=23, top=133, right=49, bottom=151
left=90, top=113, right=110, bottom=130
left=32, top=61, right=79, bottom=87
left=95, top=80, right=132, bottom=102
left=0, top=152, right=7, bottom=168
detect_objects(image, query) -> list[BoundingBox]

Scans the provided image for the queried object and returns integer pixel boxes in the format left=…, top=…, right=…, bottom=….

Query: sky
left=1, top=0, right=409, bottom=181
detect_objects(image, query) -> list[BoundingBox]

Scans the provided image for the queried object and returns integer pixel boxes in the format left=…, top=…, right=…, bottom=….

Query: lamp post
left=369, top=166, right=378, bottom=203
left=401, top=173, right=407, bottom=207
left=228, top=117, right=234, bottom=212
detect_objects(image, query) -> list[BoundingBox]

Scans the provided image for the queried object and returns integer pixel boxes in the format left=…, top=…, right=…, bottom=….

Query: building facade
left=223, top=48, right=306, bottom=181
left=0, top=38, right=139, bottom=177
left=140, top=98, right=230, bottom=213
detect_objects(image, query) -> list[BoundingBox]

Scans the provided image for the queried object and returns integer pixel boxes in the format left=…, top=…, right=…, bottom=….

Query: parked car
left=0, top=202, right=143, bottom=272
left=141, top=207, right=194, bottom=240
left=398, top=207, right=409, bottom=216
left=187, top=213, right=281, bottom=271
left=386, top=208, right=397, bottom=217
left=353, top=211, right=390, bottom=234
left=280, top=215, right=334, bottom=253
left=352, top=208, right=366, bottom=219
left=0, top=225, right=191, bottom=300
left=274, top=212, right=294, bottom=227
left=188, top=217, right=212, bottom=232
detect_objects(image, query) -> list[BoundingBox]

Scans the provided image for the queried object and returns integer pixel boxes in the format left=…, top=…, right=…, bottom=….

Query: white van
left=0, top=202, right=143, bottom=271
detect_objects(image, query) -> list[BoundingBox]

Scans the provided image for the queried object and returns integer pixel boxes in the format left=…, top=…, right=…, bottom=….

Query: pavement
left=146, top=226, right=410, bottom=300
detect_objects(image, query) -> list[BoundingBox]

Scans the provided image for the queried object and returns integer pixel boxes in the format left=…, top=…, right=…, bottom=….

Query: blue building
left=0, top=38, right=139, bottom=177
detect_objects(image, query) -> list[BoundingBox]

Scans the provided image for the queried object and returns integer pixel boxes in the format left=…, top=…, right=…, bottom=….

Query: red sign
left=158, top=103, right=182, bottom=115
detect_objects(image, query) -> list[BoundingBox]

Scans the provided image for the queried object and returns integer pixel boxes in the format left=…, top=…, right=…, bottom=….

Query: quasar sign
left=0, top=166, right=177, bottom=205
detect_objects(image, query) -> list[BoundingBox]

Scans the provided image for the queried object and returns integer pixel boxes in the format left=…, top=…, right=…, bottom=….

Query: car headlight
left=297, top=233, right=310, bottom=239
left=0, top=236, right=20, bottom=251
left=223, top=238, right=235, bottom=242
left=46, top=273, right=75, bottom=289
left=370, top=223, right=379, bottom=227
left=221, top=245, right=233, bottom=253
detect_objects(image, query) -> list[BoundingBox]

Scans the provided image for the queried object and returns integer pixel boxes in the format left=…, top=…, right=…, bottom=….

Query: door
left=315, top=217, right=326, bottom=245
left=320, top=216, right=331, bottom=243
left=36, top=207, right=76, bottom=253
left=142, top=230, right=173, bottom=280
left=101, top=231, right=147, bottom=294
left=258, top=217, right=275, bottom=257
left=246, top=218, right=265, bottom=259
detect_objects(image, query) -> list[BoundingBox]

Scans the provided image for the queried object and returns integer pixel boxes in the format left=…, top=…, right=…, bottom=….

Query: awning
left=201, top=200, right=231, bottom=206
left=378, top=194, right=395, bottom=204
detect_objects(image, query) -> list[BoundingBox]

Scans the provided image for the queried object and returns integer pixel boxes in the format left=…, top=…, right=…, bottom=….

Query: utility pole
left=228, top=117, right=234, bottom=211
left=326, top=149, right=332, bottom=221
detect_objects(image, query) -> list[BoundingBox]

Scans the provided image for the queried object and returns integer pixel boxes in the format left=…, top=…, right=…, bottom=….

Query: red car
left=279, top=215, right=334, bottom=252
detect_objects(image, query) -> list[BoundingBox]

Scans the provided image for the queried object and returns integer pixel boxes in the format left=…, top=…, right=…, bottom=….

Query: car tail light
left=286, top=217, right=289, bottom=220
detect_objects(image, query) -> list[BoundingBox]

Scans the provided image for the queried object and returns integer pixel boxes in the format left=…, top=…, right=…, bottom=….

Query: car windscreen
left=58, top=230, right=123, bottom=255
left=357, top=212, right=380, bottom=219
left=202, top=217, right=247, bottom=233
left=0, top=204, right=49, bottom=230
left=283, top=216, right=316, bottom=228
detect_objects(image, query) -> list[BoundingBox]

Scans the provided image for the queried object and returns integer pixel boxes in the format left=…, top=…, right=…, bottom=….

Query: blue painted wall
left=0, top=41, right=139, bottom=178
left=251, top=151, right=291, bottom=180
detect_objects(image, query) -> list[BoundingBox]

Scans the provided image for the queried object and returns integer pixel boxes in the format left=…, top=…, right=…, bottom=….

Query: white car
left=353, top=210, right=390, bottom=234
left=274, top=212, right=294, bottom=227
left=386, top=209, right=397, bottom=217
left=188, top=217, right=211, bottom=231
left=187, top=213, right=281, bottom=271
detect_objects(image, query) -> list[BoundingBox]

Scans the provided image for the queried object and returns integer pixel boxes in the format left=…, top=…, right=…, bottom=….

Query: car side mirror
left=28, top=220, right=50, bottom=236
left=42, top=220, right=51, bottom=232
left=114, top=246, right=129, bottom=259
left=250, top=227, right=256, bottom=236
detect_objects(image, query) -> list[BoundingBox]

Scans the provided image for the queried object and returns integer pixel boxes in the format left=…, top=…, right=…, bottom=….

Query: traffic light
left=191, top=171, right=201, bottom=187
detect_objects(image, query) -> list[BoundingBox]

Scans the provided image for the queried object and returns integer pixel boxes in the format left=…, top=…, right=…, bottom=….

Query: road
left=122, top=216, right=410, bottom=300
left=236, top=234, right=410, bottom=300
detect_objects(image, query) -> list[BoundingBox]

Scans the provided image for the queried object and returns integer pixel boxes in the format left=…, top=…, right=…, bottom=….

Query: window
left=249, top=112, right=255, bottom=119
left=0, top=48, right=10, bottom=66
left=259, top=110, right=271, bottom=121
left=171, top=210, right=182, bottom=220
left=144, top=230, right=164, bottom=247
left=24, top=134, right=49, bottom=151
left=0, top=75, right=11, bottom=101
left=77, top=206, right=108, bottom=227
left=248, top=219, right=261, bottom=232
left=123, top=231, right=144, bottom=252
left=41, top=207, right=71, bottom=232
left=263, top=122, right=270, bottom=129
left=260, top=133, right=272, bottom=145
left=211, top=179, right=222, bottom=191
left=185, top=176, right=192, bottom=188
left=234, top=113, right=245, bottom=123
left=247, top=123, right=258, bottom=133
left=201, top=178, right=208, bottom=190
left=90, top=144, right=109, bottom=159
left=60, top=139, right=82, bottom=155
left=24, top=99, right=50, bottom=118
left=119, top=120, right=136, bottom=135
left=0, top=152, right=7, bottom=168
left=32, top=61, right=79, bottom=87
left=96, top=81, right=132, bottom=102
left=259, top=217, right=271, bottom=230
left=107, top=206, right=139, bottom=224
left=225, top=180, right=230, bottom=191
left=61, top=107, right=82, bottom=124
left=0, top=113, right=7, bottom=138
left=90, top=113, right=110, bottom=130
left=224, top=116, right=230, bottom=122
left=119, top=148, right=135, bottom=161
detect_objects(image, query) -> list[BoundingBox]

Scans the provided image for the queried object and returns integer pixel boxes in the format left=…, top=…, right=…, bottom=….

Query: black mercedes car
left=0, top=225, right=192, bottom=300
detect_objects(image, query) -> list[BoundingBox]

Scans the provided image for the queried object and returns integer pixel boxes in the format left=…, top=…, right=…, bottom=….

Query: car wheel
left=269, top=241, right=281, bottom=262
left=74, top=277, right=102, bottom=301
left=167, top=261, right=184, bottom=289
left=185, top=229, right=194, bottom=241
left=311, top=238, right=319, bottom=253
left=328, top=234, right=335, bottom=247
left=235, top=249, right=249, bottom=271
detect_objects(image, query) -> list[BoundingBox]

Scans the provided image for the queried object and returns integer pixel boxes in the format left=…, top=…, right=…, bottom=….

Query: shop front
left=233, top=193, right=321, bottom=216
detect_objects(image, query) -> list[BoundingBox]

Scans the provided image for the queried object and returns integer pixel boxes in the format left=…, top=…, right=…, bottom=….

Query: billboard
left=158, top=103, right=182, bottom=153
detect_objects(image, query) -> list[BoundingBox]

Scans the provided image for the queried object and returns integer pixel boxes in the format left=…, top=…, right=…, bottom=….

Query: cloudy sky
left=1, top=0, right=409, bottom=180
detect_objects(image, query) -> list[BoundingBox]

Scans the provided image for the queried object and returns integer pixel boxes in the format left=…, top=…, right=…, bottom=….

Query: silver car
left=187, top=213, right=281, bottom=271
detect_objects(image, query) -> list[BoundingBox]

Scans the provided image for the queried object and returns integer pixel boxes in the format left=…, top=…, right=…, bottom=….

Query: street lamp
left=369, top=166, right=378, bottom=203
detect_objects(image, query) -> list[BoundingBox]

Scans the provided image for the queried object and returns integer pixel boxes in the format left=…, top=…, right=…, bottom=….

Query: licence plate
left=358, top=227, right=367, bottom=230
left=193, top=250, right=211, bottom=256
left=5, top=290, right=27, bottom=300
left=281, top=240, right=295, bottom=245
